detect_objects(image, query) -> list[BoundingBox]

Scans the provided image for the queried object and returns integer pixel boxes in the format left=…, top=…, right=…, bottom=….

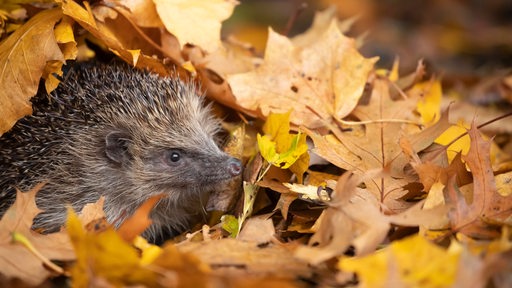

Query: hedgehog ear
left=105, top=131, right=132, bottom=165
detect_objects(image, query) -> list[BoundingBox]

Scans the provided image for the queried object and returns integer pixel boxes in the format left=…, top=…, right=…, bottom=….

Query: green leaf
left=221, top=215, right=239, bottom=238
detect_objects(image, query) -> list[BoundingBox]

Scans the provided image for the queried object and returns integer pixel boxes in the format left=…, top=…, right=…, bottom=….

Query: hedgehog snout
left=227, top=158, right=242, bottom=177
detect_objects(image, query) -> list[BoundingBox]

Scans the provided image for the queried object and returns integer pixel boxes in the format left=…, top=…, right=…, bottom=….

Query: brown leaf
left=307, top=79, right=421, bottom=212
left=228, top=20, right=376, bottom=128
left=0, top=184, right=74, bottom=285
left=237, top=215, right=275, bottom=244
left=61, top=0, right=172, bottom=75
left=445, top=123, right=512, bottom=239
left=177, top=238, right=311, bottom=280
left=0, top=8, right=64, bottom=135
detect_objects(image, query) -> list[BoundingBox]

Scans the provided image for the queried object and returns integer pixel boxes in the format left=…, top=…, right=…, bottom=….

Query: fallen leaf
left=177, top=238, right=311, bottom=280
left=258, top=111, right=309, bottom=181
left=228, top=20, right=376, bottom=128
left=435, top=120, right=471, bottom=163
left=339, top=235, right=460, bottom=288
left=0, top=8, right=64, bottom=135
left=445, top=123, right=512, bottom=239
left=153, top=0, right=238, bottom=53
left=67, top=208, right=157, bottom=287
left=110, top=0, right=163, bottom=27
left=117, top=194, right=164, bottom=242
left=410, top=79, right=443, bottom=125
left=60, top=0, right=171, bottom=75
left=0, top=184, right=74, bottom=285
left=237, top=215, right=275, bottom=244
left=291, top=6, right=356, bottom=48
left=306, top=79, right=423, bottom=212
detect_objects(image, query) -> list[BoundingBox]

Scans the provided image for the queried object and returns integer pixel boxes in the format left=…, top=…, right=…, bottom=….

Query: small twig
left=282, top=2, right=308, bottom=36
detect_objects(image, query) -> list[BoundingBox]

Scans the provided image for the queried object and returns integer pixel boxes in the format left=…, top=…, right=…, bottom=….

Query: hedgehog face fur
left=0, top=62, right=242, bottom=241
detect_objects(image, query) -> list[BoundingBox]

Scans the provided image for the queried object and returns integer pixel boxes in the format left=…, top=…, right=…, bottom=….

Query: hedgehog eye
left=168, top=151, right=181, bottom=162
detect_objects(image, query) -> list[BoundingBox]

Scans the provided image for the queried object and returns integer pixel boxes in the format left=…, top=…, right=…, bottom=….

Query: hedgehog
left=0, top=61, right=242, bottom=242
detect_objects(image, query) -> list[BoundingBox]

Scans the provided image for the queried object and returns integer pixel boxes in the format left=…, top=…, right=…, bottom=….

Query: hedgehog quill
left=0, top=62, right=242, bottom=242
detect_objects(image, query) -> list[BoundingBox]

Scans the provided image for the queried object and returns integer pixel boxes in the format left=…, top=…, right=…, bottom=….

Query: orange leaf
left=117, top=194, right=164, bottom=242
left=0, top=8, right=64, bottom=135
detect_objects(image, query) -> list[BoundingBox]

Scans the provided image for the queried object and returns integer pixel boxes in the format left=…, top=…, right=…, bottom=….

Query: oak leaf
left=444, top=124, right=512, bottom=239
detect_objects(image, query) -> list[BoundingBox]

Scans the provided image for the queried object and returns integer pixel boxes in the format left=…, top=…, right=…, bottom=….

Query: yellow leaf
left=221, top=214, right=239, bottom=238
left=262, top=111, right=292, bottom=151
left=67, top=208, right=157, bottom=287
left=54, top=15, right=77, bottom=60
left=257, top=134, right=280, bottom=164
left=289, top=151, right=309, bottom=183
left=412, top=80, right=442, bottom=125
left=257, top=133, right=308, bottom=169
left=0, top=8, right=64, bottom=136
left=434, top=121, right=470, bottom=163
left=258, top=112, right=309, bottom=170
left=389, top=58, right=399, bottom=82
left=153, top=0, right=238, bottom=53
left=340, top=235, right=460, bottom=288
left=133, top=236, right=163, bottom=266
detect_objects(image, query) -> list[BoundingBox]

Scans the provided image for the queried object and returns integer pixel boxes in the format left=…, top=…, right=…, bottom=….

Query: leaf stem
left=336, top=118, right=422, bottom=126
left=12, top=232, right=64, bottom=275
left=444, top=111, right=512, bottom=148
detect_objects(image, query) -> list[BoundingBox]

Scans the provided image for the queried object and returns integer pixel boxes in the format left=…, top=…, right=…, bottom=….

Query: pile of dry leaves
left=0, top=1, right=511, bottom=287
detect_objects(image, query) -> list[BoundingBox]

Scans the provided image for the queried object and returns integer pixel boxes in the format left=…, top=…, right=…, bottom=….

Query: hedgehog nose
left=227, top=158, right=242, bottom=176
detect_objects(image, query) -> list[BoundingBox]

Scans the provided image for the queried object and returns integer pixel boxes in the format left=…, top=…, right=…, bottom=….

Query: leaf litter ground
left=0, top=1, right=511, bottom=287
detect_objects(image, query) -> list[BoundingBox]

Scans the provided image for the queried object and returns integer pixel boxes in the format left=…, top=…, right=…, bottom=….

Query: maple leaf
left=307, top=79, right=451, bottom=211
left=228, top=19, right=376, bottom=128
left=0, top=184, right=74, bottom=285
left=444, top=123, right=512, bottom=239
left=292, top=6, right=357, bottom=48
left=0, top=8, right=64, bottom=135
